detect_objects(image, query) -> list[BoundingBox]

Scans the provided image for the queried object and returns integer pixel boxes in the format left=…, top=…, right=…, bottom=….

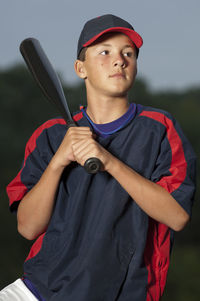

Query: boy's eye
left=100, top=50, right=109, bottom=55
left=124, top=52, right=134, bottom=57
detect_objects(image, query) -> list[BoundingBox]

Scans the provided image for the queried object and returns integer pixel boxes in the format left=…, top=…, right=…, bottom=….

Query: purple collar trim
left=81, top=103, right=136, bottom=137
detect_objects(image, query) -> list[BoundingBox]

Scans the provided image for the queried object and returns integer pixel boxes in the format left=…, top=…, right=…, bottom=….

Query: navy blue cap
left=77, top=14, right=143, bottom=58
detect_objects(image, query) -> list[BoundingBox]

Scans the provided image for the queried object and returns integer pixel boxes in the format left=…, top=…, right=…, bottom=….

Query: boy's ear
left=74, top=60, right=87, bottom=79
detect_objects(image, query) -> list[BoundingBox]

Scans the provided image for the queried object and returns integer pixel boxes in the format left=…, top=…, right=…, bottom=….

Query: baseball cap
left=77, top=14, right=143, bottom=58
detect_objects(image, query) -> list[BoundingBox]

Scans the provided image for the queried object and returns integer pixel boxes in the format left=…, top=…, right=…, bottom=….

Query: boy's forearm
left=106, top=154, right=189, bottom=231
left=17, top=158, right=66, bottom=240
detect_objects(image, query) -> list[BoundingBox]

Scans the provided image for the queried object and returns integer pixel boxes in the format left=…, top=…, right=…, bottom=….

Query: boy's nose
left=113, top=54, right=126, bottom=68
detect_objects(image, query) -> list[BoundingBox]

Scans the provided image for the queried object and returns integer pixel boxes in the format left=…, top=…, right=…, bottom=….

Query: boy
left=2, top=14, right=196, bottom=301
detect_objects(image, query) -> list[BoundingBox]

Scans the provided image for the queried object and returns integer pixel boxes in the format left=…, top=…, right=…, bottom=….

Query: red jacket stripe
left=140, top=111, right=187, bottom=192
left=73, top=111, right=83, bottom=122
left=140, top=111, right=187, bottom=301
left=25, top=232, right=46, bottom=262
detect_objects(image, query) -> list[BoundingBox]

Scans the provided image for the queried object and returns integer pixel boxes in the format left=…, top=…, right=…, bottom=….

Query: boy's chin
left=108, top=86, right=132, bottom=98
left=106, top=90, right=129, bottom=98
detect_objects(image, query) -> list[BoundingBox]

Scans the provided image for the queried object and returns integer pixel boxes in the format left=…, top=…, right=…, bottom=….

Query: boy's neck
left=85, top=95, right=129, bottom=124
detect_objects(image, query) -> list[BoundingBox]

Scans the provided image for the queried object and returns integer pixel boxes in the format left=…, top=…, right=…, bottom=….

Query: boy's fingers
left=72, top=138, right=94, bottom=154
left=66, top=127, right=93, bottom=141
left=72, top=138, right=103, bottom=166
left=67, top=126, right=92, bottom=134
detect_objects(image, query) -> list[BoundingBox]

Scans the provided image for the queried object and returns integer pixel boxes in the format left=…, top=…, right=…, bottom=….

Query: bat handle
left=84, top=157, right=102, bottom=174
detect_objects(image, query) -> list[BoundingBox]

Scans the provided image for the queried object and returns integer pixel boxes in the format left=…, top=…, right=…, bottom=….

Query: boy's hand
left=51, top=127, right=111, bottom=171
left=71, top=132, right=111, bottom=171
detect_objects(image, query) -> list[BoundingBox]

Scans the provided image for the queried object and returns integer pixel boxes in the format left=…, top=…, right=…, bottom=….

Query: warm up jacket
left=7, top=104, right=196, bottom=301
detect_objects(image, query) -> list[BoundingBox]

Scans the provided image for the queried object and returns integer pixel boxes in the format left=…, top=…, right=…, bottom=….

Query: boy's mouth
left=109, top=73, right=125, bottom=78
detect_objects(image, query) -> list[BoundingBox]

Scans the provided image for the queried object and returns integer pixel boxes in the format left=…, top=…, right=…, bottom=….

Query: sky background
left=1, top=0, right=199, bottom=91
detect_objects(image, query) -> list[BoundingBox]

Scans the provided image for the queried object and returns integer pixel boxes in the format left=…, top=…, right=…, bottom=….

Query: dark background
left=0, top=65, right=199, bottom=300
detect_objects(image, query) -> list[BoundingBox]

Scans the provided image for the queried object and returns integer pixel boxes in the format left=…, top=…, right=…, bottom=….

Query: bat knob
left=84, top=157, right=102, bottom=174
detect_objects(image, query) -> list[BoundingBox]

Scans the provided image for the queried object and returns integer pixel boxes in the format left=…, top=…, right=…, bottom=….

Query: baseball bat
left=19, top=37, right=101, bottom=174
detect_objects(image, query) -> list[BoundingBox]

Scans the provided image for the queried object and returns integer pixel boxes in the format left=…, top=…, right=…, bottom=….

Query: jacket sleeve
left=6, top=120, right=59, bottom=212
left=150, top=113, right=196, bottom=216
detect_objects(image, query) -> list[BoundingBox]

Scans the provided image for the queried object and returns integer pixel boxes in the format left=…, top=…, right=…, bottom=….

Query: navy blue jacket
left=7, top=104, right=196, bottom=301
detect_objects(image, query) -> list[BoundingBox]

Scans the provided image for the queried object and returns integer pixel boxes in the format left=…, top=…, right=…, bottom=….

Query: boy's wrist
left=104, top=153, right=119, bottom=174
left=49, top=156, right=70, bottom=174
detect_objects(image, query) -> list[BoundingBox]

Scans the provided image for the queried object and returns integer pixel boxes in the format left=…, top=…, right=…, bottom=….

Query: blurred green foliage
left=0, top=65, right=199, bottom=299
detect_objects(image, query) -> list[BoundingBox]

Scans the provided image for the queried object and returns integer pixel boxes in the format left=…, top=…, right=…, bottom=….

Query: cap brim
left=83, top=27, right=143, bottom=49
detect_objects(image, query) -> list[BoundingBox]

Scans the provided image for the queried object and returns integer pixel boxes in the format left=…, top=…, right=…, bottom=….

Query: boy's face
left=75, top=33, right=137, bottom=99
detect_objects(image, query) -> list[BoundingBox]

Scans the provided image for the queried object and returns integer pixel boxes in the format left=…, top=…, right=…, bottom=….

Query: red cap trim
left=83, top=27, right=143, bottom=49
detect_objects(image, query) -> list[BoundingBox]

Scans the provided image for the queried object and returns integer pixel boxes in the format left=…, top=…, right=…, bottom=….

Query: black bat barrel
left=20, top=38, right=102, bottom=174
